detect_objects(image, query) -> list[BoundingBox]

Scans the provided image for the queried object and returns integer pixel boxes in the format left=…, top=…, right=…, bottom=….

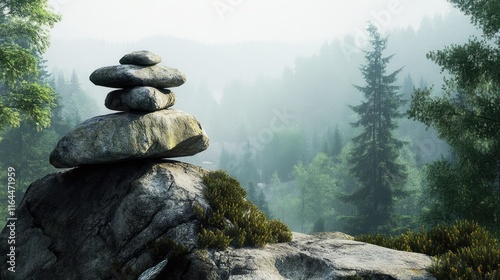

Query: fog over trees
left=1, top=1, right=498, bottom=238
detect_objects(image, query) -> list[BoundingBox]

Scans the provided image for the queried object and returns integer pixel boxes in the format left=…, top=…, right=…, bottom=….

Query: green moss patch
left=197, top=170, right=292, bottom=250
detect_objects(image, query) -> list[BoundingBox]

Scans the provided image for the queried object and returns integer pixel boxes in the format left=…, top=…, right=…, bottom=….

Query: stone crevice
left=116, top=206, right=165, bottom=253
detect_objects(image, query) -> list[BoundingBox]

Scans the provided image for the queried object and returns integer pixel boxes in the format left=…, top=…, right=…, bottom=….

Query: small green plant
left=198, top=170, right=292, bottom=250
left=356, top=220, right=500, bottom=279
left=198, top=228, right=232, bottom=250
left=268, top=219, right=293, bottom=243
left=193, top=249, right=210, bottom=262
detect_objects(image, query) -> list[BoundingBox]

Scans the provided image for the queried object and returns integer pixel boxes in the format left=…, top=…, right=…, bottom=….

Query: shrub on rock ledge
left=356, top=220, right=500, bottom=279
left=198, top=170, right=292, bottom=250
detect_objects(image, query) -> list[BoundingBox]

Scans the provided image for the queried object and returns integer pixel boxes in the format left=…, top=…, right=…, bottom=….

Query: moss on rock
left=198, top=170, right=292, bottom=250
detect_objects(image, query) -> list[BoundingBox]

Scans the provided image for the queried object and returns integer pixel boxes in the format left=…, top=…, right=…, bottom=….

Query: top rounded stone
left=119, top=50, right=161, bottom=66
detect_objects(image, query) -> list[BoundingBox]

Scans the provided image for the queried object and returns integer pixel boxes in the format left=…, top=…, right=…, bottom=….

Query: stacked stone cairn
left=49, top=50, right=209, bottom=168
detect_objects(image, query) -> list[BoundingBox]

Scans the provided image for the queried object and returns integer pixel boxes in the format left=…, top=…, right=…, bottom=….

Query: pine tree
left=345, top=24, right=408, bottom=234
left=246, top=180, right=257, bottom=203
left=239, top=140, right=260, bottom=183
left=409, top=0, right=500, bottom=234
left=324, top=125, right=343, bottom=162
left=332, top=126, right=343, bottom=161
left=401, top=74, right=414, bottom=112
left=257, top=188, right=271, bottom=219
left=218, top=145, right=239, bottom=178
left=0, top=0, right=60, bottom=130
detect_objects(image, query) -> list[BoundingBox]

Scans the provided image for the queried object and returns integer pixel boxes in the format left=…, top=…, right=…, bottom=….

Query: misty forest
left=1, top=0, right=500, bottom=278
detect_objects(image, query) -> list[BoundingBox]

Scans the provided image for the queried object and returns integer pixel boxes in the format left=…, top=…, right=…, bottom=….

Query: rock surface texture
left=119, top=50, right=162, bottom=66
left=105, top=87, right=176, bottom=112
left=0, top=161, right=208, bottom=280
left=185, top=232, right=435, bottom=280
left=50, top=109, right=209, bottom=168
left=89, top=65, right=186, bottom=88
left=0, top=161, right=434, bottom=280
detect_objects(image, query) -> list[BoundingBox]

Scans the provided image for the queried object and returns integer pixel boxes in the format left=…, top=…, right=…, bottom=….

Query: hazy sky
left=49, top=0, right=453, bottom=44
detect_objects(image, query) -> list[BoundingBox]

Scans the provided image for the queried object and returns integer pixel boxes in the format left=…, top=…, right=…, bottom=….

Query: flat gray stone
left=49, top=109, right=209, bottom=168
left=185, top=232, right=435, bottom=279
left=105, top=87, right=176, bottom=112
left=89, top=64, right=186, bottom=88
left=119, top=50, right=161, bottom=66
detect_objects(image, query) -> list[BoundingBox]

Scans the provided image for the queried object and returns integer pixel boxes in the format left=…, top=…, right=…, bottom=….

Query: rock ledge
left=0, top=161, right=434, bottom=280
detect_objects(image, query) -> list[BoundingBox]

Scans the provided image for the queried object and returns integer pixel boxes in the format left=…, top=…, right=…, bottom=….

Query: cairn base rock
left=49, top=109, right=209, bottom=168
left=0, top=161, right=208, bottom=280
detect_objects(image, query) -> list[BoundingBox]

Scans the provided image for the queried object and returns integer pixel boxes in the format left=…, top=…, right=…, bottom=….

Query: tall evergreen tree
left=409, top=0, right=500, bottom=234
left=324, top=125, right=343, bottom=162
left=218, top=145, right=238, bottom=177
left=345, top=24, right=408, bottom=234
left=401, top=74, right=415, bottom=112
left=239, top=140, right=260, bottom=183
left=0, top=0, right=60, bottom=130
left=246, top=180, right=257, bottom=203
left=256, top=188, right=271, bottom=219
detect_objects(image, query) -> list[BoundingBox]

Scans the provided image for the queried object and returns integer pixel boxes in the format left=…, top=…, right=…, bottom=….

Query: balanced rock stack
left=49, top=50, right=209, bottom=168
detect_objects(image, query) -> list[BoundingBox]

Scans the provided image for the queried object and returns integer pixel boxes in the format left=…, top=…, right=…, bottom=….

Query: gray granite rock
left=0, top=161, right=209, bottom=280
left=0, top=161, right=435, bottom=280
left=105, top=86, right=176, bottom=112
left=89, top=64, right=186, bottom=88
left=49, top=109, right=209, bottom=168
left=184, top=232, right=435, bottom=279
left=119, top=50, right=161, bottom=66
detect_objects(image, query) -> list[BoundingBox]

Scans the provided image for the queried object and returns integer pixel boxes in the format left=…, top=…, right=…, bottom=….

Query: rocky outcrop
left=0, top=159, right=434, bottom=280
left=0, top=161, right=434, bottom=280
left=0, top=161, right=208, bottom=280
left=185, top=232, right=434, bottom=279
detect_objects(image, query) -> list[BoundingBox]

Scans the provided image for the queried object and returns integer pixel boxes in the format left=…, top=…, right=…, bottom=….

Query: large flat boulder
left=49, top=109, right=209, bottom=168
left=0, top=161, right=209, bottom=280
left=89, top=64, right=186, bottom=88
left=185, top=232, right=435, bottom=279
